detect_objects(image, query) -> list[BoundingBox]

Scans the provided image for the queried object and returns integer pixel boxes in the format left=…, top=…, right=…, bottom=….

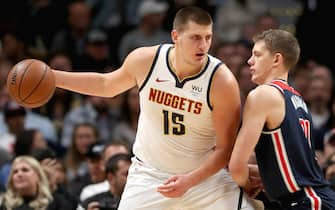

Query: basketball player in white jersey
left=51, top=6, right=261, bottom=210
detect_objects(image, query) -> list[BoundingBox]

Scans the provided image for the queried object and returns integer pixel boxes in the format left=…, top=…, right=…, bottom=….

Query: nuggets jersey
left=133, top=44, right=223, bottom=174
left=255, top=80, right=329, bottom=199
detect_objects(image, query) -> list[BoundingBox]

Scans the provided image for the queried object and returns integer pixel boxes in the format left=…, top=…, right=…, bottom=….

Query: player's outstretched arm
left=53, top=46, right=158, bottom=97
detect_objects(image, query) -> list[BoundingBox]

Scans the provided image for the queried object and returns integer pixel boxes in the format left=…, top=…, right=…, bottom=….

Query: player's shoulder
left=211, top=62, right=238, bottom=88
left=251, top=84, right=283, bottom=97
left=122, top=45, right=162, bottom=73
left=206, top=54, right=235, bottom=80
left=128, top=45, right=161, bottom=61
left=247, top=84, right=283, bottom=106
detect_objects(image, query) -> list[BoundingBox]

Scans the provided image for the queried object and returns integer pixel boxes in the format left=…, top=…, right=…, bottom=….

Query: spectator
left=0, top=129, right=48, bottom=188
left=74, top=29, right=112, bottom=72
left=213, top=41, right=247, bottom=75
left=320, top=129, right=335, bottom=166
left=82, top=154, right=131, bottom=210
left=0, top=101, right=26, bottom=155
left=253, top=12, right=279, bottom=35
left=289, top=62, right=313, bottom=99
left=86, top=142, right=106, bottom=183
left=19, top=0, right=67, bottom=59
left=67, top=142, right=105, bottom=201
left=77, top=142, right=129, bottom=209
left=323, top=152, right=335, bottom=190
left=86, top=0, right=141, bottom=28
left=14, top=129, right=48, bottom=157
left=0, top=156, right=53, bottom=210
left=0, top=59, right=13, bottom=88
left=50, top=1, right=91, bottom=62
left=112, top=87, right=139, bottom=149
left=61, top=96, right=121, bottom=147
left=214, top=0, right=268, bottom=42
left=118, top=0, right=171, bottom=62
left=64, top=123, right=99, bottom=182
left=86, top=0, right=140, bottom=67
left=0, top=99, right=58, bottom=145
left=306, top=66, right=334, bottom=151
left=235, top=62, right=256, bottom=107
left=1, top=30, right=30, bottom=64
left=32, top=148, right=77, bottom=210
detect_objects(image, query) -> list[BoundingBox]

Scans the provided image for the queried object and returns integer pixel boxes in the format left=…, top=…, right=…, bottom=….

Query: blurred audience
left=112, top=87, right=139, bottom=149
left=235, top=62, right=256, bottom=107
left=118, top=0, right=171, bottom=62
left=295, top=0, right=335, bottom=71
left=0, top=59, right=12, bottom=88
left=214, top=0, right=268, bottom=42
left=77, top=141, right=129, bottom=209
left=19, top=0, right=67, bottom=60
left=82, top=153, right=131, bottom=210
left=290, top=62, right=313, bottom=99
left=0, top=129, right=48, bottom=190
left=305, top=65, right=334, bottom=151
left=324, top=152, right=335, bottom=190
left=74, top=29, right=112, bottom=72
left=64, top=122, right=99, bottom=182
left=50, top=1, right=91, bottom=62
left=32, top=148, right=77, bottom=210
left=0, top=99, right=58, bottom=146
left=0, top=101, right=26, bottom=155
left=61, top=96, right=122, bottom=147
left=1, top=31, right=31, bottom=64
left=67, top=142, right=105, bottom=201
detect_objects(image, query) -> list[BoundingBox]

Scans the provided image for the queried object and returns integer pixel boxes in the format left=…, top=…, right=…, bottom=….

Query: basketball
left=6, top=59, right=56, bottom=108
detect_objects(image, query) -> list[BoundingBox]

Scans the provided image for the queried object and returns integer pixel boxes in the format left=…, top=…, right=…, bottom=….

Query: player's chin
left=251, top=75, right=261, bottom=85
left=192, top=57, right=205, bottom=66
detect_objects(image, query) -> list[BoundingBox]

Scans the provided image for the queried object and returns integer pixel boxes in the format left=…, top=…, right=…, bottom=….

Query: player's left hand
left=243, top=164, right=263, bottom=198
left=157, top=174, right=192, bottom=198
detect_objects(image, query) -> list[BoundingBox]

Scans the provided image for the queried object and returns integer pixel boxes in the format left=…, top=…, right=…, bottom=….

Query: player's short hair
left=253, top=29, right=300, bottom=70
left=173, top=6, right=212, bottom=32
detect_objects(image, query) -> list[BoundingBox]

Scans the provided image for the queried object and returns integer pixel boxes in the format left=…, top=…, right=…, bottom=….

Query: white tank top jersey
left=133, top=44, right=223, bottom=174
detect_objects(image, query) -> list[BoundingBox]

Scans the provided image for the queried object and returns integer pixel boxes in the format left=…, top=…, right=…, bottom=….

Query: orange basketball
left=6, top=59, right=55, bottom=108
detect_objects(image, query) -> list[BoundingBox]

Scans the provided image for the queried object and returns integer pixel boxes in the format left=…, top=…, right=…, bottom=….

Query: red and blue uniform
left=255, top=80, right=335, bottom=209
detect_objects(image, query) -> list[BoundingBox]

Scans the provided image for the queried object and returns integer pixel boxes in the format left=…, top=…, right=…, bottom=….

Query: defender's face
left=247, top=41, right=274, bottom=85
left=173, top=21, right=212, bottom=66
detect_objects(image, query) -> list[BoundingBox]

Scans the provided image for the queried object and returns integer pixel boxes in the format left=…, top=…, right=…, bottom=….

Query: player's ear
left=171, top=29, right=178, bottom=43
left=273, top=52, right=283, bottom=68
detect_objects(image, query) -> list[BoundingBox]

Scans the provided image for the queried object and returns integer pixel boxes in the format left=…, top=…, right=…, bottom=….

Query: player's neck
left=169, top=47, right=206, bottom=81
left=265, top=71, right=288, bottom=84
left=273, top=78, right=287, bottom=82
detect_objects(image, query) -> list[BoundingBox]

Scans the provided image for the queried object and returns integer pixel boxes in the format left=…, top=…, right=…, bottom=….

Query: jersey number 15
left=162, top=110, right=185, bottom=135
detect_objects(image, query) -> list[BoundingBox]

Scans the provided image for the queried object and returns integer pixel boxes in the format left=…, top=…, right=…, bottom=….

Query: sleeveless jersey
left=133, top=44, right=223, bottom=173
left=255, top=80, right=329, bottom=199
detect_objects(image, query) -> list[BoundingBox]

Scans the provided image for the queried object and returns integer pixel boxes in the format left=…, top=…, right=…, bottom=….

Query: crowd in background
left=0, top=0, right=335, bottom=209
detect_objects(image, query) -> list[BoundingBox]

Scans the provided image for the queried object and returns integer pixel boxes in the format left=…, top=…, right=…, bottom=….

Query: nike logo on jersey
left=156, top=78, right=169, bottom=83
